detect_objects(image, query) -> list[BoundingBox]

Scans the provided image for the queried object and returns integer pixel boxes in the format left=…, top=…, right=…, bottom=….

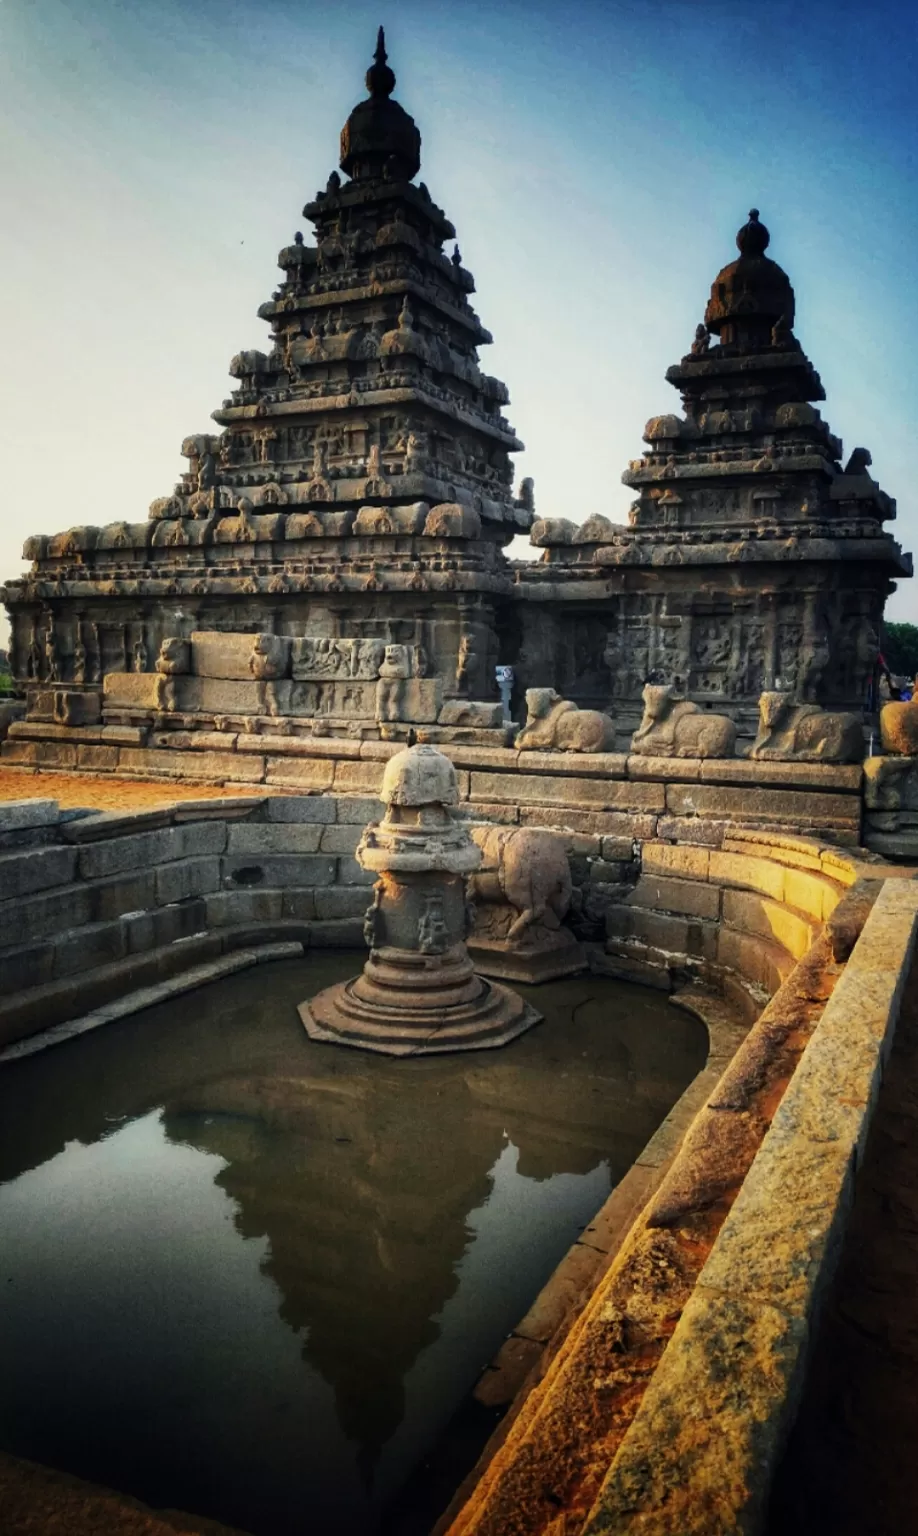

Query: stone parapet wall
left=602, top=829, right=871, bottom=1016
left=442, top=875, right=918, bottom=1536
left=0, top=787, right=886, bottom=1056
left=1, top=728, right=864, bottom=843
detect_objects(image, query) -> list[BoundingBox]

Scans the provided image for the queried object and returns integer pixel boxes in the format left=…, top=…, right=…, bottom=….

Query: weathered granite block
left=332, top=760, right=386, bottom=794
left=155, top=856, right=223, bottom=905
left=77, top=827, right=182, bottom=881
left=698, top=758, right=862, bottom=792
left=606, top=904, right=716, bottom=960
left=708, top=849, right=787, bottom=901
left=0, top=886, right=94, bottom=950
left=205, top=889, right=285, bottom=925
left=375, top=676, right=442, bottom=723
left=664, top=783, right=860, bottom=828
left=264, top=756, right=335, bottom=789
left=722, top=888, right=817, bottom=960
left=518, top=807, right=659, bottom=838
left=178, top=821, right=229, bottom=858
left=222, top=854, right=336, bottom=888
left=471, top=771, right=665, bottom=812
left=122, top=901, right=208, bottom=953
left=629, top=873, right=721, bottom=920
left=0, top=941, right=55, bottom=993
left=51, top=920, right=128, bottom=979
left=318, top=824, right=363, bottom=854
left=266, top=794, right=337, bottom=823
left=119, top=747, right=265, bottom=782
left=103, top=673, right=161, bottom=709
left=89, top=870, right=160, bottom=921
left=335, top=856, right=376, bottom=886
left=76, top=745, right=119, bottom=771
left=59, top=808, right=174, bottom=842
left=0, top=845, right=78, bottom=901
left=2, top=739, right=78, bottom=769
left=0, top=800, right=60, bottom=833
left=438, top=700, right=505, bottom=728
left=642, top=844, right=712, bottom=880
left=717, top=926, right=794, bottom=991
left=334, top=795, right=384, bottom=823
left=314, top=886, right=376, bottom=919
left=191, top=630, right=291, bottom=679
left=227, top=823, right=324, bottom=854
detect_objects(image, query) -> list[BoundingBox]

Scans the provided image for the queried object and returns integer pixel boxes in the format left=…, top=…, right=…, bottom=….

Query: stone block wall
left=0, top=786, right=886, bottom=1056
left=601, top=830, right=865, bottom=1018
left=1, top=725, right=865, bottom=845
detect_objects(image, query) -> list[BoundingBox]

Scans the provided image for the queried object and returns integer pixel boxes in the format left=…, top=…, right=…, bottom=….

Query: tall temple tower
left=3, top=31, right=528, bottom=704
left=523, top=210, right=910, bottom=732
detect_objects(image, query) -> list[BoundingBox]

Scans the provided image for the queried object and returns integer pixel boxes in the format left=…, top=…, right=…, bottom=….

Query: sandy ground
left=0, top=768, right=264, bottom=813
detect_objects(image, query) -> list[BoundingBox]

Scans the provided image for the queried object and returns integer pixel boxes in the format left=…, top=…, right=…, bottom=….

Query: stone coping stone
left=578, top=878, right=918, bottom=1536
left=0, top=941, right=304, bottom=1063
left=627, top=755, right=702, bottom=782
left=470, top=771, right=665, bottom=813
left=0, top=798, right=59, bottom=831
left=664, top=782, right=860, bottom=828
left=59, top=808, right=177, bottom=842
left=699, top=758, right=863, bottom=792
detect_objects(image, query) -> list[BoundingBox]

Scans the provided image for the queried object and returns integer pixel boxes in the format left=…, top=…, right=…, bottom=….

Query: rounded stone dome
left=340, top=29, right=421, bottom=182
left=704, top=210, right=795, bottom=344
left=381, top=744, right=459, bottom=807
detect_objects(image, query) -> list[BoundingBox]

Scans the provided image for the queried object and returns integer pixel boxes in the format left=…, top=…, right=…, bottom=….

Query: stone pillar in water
left=299, top=744, right=541, bottom=1055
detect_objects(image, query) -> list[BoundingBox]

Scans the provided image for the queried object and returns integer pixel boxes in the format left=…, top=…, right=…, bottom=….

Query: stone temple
left=0, top=29, right=911, bottom=764
left=7, top=31, right=918, bottom=1536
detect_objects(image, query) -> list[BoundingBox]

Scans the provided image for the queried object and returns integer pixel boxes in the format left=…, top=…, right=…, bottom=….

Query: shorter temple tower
left=518, top=210, right=910, bottom=735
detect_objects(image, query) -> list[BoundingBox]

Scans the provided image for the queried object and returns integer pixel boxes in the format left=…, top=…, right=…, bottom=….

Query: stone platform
left=301, top=944, right=539, bottom=1056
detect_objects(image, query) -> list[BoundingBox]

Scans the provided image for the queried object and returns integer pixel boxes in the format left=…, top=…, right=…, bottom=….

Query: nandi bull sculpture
left=466, top=826, right=587, bottom=983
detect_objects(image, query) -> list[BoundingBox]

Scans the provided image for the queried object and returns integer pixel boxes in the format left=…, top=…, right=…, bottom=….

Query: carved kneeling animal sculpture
left=516, top=688, right=616, bottom=753
left=751, top=692, right=863, bottom=763
left=468, top=826, right=572, bottom=943
left=880, top=700, right=918, bottom=758
left=631, top=684, right=736, bottom=759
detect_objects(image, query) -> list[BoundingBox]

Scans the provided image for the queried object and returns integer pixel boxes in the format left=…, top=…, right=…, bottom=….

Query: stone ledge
left=0, top=941, right=303, bottom=1063
left=441, top=880, right=879, bottom=1536
left=577, top=879, right=918, bottom=1535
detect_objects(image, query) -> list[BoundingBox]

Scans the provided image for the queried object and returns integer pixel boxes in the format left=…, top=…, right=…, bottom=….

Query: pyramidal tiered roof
left=156, top=29, right=528, bottom=535
left=620, top=208, right=881, bottom=538
left=525, top=210, right=909, bottom=713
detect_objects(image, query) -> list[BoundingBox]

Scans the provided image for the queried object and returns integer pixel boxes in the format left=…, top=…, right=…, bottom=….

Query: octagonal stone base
left=299, top=944, right=541, bottom=1057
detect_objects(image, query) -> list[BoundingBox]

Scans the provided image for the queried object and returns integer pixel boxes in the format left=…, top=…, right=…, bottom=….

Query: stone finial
left=366, top=25, right=395, bottom=98
left=381, top=742, right=459, bottom=807
left=736, top=208, right=770, bottom=258
left=340, top=26, right=421, bottom=181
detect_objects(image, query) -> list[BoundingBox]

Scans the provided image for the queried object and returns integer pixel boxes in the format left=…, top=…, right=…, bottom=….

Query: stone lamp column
left=300, top=744, right=541, bottom=1055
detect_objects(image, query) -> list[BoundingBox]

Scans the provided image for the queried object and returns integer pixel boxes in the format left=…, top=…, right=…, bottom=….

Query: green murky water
left=0, top=953, right=706, bottom=1535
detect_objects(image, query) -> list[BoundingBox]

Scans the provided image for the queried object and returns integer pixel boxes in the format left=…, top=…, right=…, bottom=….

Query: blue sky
left=1, top=0, right=915, bottom=630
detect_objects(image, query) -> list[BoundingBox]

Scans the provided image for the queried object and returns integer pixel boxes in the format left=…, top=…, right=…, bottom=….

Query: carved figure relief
left=417, top=891, right=448, bottom=954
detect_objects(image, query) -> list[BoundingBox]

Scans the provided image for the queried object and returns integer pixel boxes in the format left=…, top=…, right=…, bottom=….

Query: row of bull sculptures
left=100, top=633, right=905, bottom=765
left=516, top=685, right=867, bottom=764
